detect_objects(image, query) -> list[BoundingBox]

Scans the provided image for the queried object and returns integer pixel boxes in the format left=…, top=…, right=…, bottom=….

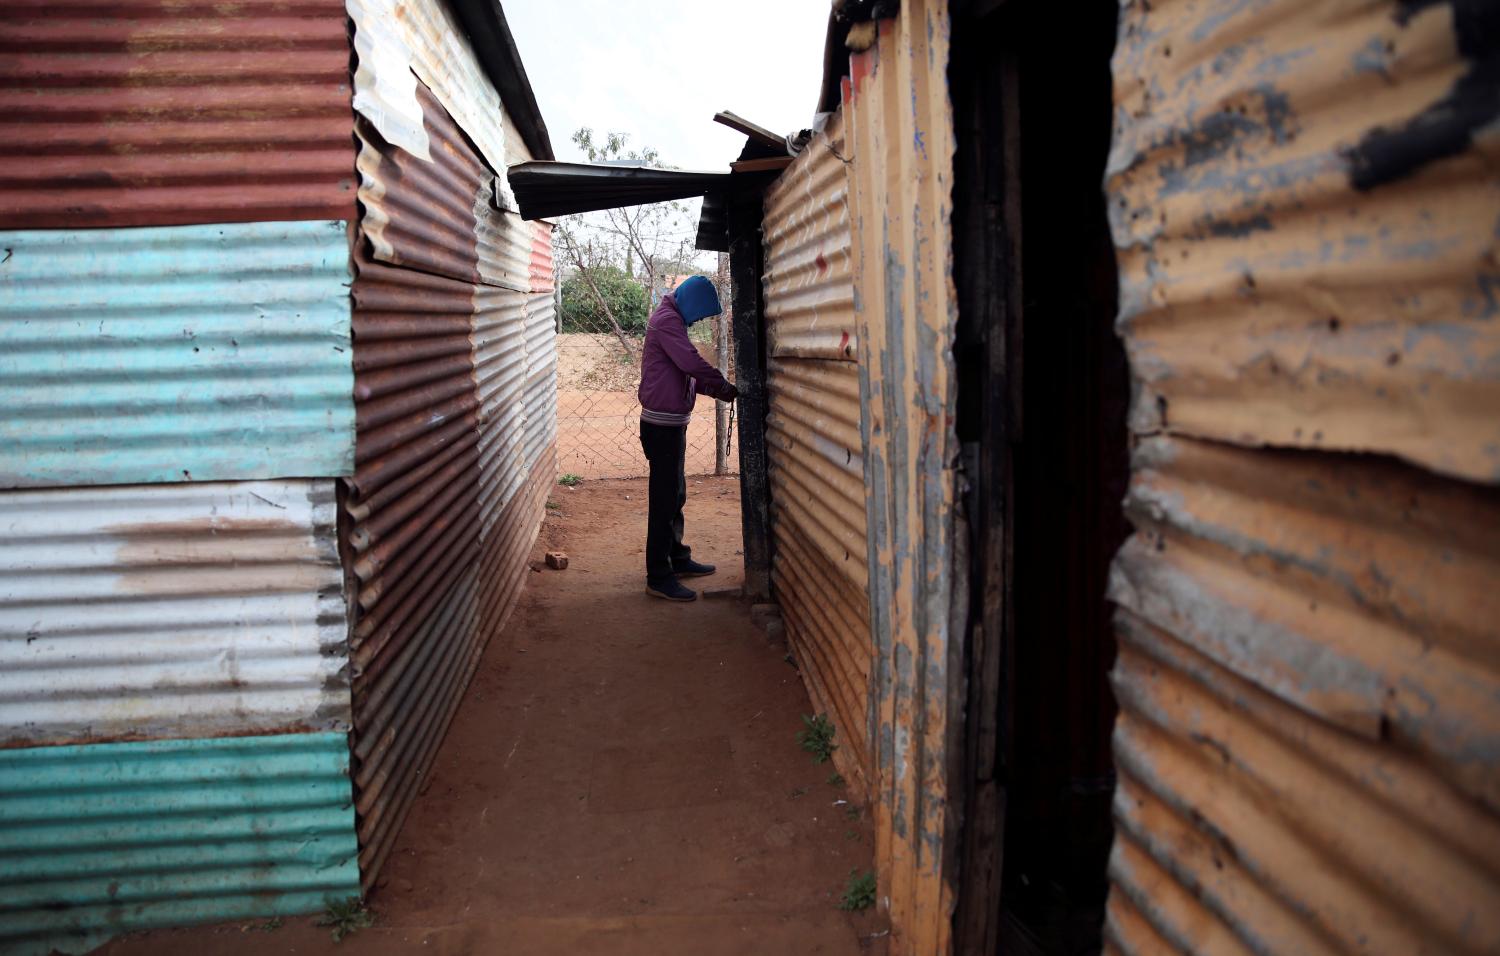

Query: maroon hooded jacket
left=637, top=293, right=736, bottom=426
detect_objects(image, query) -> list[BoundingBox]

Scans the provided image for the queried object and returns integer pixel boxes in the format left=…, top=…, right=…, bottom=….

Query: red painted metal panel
left=529, top=221, right=554, bottom=292
left=0, top=0, right=356, bottom=229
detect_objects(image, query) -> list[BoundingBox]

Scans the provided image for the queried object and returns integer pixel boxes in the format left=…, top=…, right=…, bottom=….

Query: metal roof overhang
left=506, top=162, right=733, bottom=220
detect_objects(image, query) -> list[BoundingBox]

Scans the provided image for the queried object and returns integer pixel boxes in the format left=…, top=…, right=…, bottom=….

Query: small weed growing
left=318, top=897, right=374, bottom=942
left=826, top=772, right=845, bottom=787
left=557, top=474, right=582, bottom=487
left=259, top=917, right=284, bottom=932
left=839, top=869, right=877, bottom=911
left=798, top=713, right=837, bottom=764
left=790, top=786, right=809, bottom=799
left=845, top=805, right=862, bottom=822
left=545, top=499, right=561, bottom=511
left=845, top=829, right=861, bottom=842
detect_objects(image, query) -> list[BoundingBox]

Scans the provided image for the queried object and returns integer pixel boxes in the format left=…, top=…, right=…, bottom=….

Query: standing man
left=637, top=275, right=738, bottom=601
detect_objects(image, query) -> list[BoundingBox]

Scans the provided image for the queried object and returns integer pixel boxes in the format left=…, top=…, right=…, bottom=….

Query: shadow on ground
left=98, top=477, right=887, bottom=956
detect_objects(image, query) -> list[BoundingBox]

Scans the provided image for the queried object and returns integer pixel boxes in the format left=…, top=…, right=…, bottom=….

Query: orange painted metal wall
left=1104, top=0, right=1500, bottom=951
left=844, top=5, right=961, bottom=954
left=761, top=108, right=875, bottom=797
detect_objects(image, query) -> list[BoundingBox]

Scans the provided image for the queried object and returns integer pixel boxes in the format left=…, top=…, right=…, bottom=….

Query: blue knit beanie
left=674, top=275, right=722, bottom=325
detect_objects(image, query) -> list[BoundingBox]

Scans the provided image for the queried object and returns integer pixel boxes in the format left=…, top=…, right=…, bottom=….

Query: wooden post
left=727, top=191, right=771, bottom=600
left=714, top=252, right=731, bottom=476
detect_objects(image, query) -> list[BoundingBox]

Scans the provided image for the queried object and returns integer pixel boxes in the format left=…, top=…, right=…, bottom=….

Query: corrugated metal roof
left=508, top=162, right=732, bottom=220
left=0, top=480, right=349, bottom=748
left=390, top=0, right=509, bottom=181
left=1107, top=0, right=1500, bottom=484
left=1106, top=436, right=1500, bottom=954
left=762, top=107, right=873, bottom=793
left=0, top=220, right=355, bottom=489
left=447, top=0, right=553, bottom=163
left=0, top=0, right=356, bottom=230
left=843, top=8, right=961, bottom=954
left=0, top=731, right=359, bottom=954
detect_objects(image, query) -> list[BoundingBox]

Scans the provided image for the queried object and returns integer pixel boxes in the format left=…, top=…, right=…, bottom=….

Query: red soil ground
left=98, top=477, right=886, bottom=956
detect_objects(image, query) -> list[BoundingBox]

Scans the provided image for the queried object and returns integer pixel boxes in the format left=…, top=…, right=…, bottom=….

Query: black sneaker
left=646, top=578, right=697, bottom=602
left=672, top=558, right=717, bottom=578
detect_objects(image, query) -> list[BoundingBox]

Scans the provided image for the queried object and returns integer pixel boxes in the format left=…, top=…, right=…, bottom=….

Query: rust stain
left=1104, top=0, right=1500, bottom=951
left=0, top=0, right=356, bottom=229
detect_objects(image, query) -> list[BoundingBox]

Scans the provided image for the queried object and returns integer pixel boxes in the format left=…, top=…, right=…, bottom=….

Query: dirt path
left=99, top=477, right=885, bottom=956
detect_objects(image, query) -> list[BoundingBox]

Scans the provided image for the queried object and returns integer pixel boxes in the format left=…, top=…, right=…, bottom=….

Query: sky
left=504, top=1, right=831, bottom=172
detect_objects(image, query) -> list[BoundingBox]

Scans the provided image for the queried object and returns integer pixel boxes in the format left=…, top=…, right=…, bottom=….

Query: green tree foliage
left=560, top=265, right=649, bottom=334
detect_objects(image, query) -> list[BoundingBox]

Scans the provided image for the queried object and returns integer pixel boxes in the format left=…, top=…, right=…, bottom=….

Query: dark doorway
left=950, top=1, right=1128, bottom=953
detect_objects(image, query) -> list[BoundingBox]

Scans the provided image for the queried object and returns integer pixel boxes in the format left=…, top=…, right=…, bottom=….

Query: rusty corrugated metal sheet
left=843, top=6, right=959, bottom=953
left=0, top=220, right=355, bottom=490
left=1108, top=0, right=1500, bottom=484
left=0, top=480, right=350, bottom=748
left=0, top=731, right=358, bottom=954
left=346, top=16, right=547, bottom=886
left=346, top=246, right=485, bottom=885
left=0, top=0, right=355, bottom=230
left=1103, top=1, right=1500, bottom=951
left=1105, top=437, right=1500, bottom=955
left=762, top=108, right=874, bottom=795
left=357, top=84, right=527, bottom=291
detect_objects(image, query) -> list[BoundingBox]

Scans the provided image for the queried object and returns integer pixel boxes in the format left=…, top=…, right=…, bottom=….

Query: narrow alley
left=97, top=478, right=887, bottom=956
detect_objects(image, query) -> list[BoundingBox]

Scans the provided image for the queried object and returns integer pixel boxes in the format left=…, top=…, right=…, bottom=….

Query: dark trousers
left=639, top=421, right=691, bottom=584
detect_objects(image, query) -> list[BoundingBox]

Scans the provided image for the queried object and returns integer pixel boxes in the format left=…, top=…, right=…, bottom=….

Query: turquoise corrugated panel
left=0, top=732, right=359, bottom=955
left=0, top=220, right=355, bottom=489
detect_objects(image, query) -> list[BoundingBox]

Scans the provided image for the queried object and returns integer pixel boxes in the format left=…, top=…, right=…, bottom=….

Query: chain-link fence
left=555, top=258, right=736, bottom=479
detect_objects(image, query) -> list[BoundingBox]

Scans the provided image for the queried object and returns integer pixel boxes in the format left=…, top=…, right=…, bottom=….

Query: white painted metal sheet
left=0, top=480, right=350, bottom=747
left=347, top=0, right=430, bottom=161
left=393, top=0, right=507, bottom=179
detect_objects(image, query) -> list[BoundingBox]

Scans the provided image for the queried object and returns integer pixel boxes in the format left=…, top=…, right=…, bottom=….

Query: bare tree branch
left=559, top=225, right=639, bottom=360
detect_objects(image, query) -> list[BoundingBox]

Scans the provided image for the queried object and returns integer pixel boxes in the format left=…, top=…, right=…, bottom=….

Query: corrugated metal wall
left=1103, top=1, right=1500, bottom=952
left=0, top=0, right=356, bottom=229
left=0, top=0, right=360, bottom=948
left=843, top=7, right=961, bottom=954
left=761, top=109, right=873, bottom=794
left=0, top=221, right=355, bottom=487
left=0, top=481, right=349, bottom=748
left=346, top=0, right=553, bottom=888
left=0, top=733, right=358, bottom=952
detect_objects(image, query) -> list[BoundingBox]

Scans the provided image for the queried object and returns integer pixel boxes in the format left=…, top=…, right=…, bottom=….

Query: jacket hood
left=672, top=275, right=721, bottom=325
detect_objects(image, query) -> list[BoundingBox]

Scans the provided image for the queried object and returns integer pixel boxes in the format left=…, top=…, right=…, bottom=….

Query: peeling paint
left=1106, top=1, right=1500, bottom=946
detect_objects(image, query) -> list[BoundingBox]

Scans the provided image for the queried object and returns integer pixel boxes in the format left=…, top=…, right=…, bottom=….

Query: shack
left=0, top=0, right=556, bottom=949
left=514, top=0, right=1500, bottom=953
